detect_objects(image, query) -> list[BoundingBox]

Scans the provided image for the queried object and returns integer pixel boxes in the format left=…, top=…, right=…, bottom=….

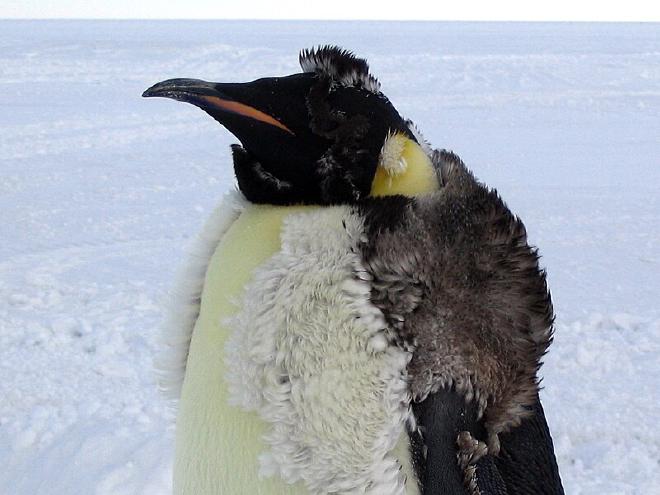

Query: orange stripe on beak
left=199, top=95, right=295, bottom=136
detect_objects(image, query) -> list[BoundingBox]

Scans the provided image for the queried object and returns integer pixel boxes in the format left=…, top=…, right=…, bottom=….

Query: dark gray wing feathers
left=357, top=149, right=563, bottom=494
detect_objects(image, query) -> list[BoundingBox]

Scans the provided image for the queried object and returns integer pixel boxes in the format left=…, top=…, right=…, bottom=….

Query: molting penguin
left=143, top=46, right=564, bottom=495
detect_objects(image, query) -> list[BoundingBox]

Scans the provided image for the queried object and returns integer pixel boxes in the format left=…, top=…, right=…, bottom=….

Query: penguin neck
left=370, top=133, right=439, bottom=198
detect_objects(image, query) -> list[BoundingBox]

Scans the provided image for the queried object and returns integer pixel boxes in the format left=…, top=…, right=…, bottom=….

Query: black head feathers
left=299, top=46, right=382, bottom=94
left=143, top=45, right=416, bottom=205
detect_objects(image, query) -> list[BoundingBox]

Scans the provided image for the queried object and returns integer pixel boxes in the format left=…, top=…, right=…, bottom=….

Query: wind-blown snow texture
left=0, top=20, right=658, bottom=494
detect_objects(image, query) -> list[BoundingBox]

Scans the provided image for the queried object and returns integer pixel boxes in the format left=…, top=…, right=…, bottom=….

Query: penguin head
left=143, top=46, right=437, bottom=205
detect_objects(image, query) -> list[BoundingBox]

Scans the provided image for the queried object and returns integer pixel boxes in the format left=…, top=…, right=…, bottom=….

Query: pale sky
left=2, top=0, right=659, bottom=21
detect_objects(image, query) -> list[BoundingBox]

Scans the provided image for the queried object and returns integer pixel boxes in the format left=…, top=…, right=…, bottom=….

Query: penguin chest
left=174, top=204, right=419, bottom=495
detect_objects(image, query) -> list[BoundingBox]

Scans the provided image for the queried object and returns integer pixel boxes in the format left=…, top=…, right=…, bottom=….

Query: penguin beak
left=142, top=70, right=412, bottom=204
left=142, top=78, right=295, bottom=135
left=142, top=73, right=331, bottom=204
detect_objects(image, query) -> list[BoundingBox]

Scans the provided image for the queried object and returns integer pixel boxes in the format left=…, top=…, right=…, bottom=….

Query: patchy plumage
left=360, top=150, right=554, bottom=448
left=359, top=150, right=560, bottom=494
left=299, top=45, right=382, bottom=93
left=144, top=45, right=564, bottom=495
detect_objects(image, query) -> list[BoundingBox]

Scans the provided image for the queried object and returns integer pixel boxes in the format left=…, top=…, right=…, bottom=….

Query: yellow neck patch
left=370, top=133, right=439, bottom=197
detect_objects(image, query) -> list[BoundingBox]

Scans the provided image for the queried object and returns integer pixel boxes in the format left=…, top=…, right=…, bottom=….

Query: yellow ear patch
left=370, top=133, right=439, bottom=197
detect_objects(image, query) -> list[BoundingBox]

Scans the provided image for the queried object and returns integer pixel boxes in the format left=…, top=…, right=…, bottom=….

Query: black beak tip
left=142, top=82, right=165, bottom=98
left=142, top=80, right=176, bottom=99
left=142, top=78, right=216, bottom=100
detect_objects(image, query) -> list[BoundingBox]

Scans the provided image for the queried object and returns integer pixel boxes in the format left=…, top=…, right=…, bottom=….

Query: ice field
left=0, top=20, right=658, bottom=494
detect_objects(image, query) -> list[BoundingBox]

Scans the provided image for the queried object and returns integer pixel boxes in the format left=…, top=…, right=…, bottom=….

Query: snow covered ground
left=0, top=20, right=658, bottom=494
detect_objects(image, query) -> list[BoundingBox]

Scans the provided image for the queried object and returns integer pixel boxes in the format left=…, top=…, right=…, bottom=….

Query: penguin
left=143, top=46, right=564, bottom=495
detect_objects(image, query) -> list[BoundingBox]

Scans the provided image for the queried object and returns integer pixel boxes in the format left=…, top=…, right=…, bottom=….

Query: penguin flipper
left=412, top=387, right=508, bottom=495
left=491, top=396, right=564, bottom=495
left=413, top=390, right=562, bottom=495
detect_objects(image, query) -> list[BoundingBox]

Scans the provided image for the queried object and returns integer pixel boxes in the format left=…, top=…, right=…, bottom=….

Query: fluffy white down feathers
left=159, top=192, right=417, bottom=494
left=225, top=207, right=414, bottom=494
left=155, top=191, right=248, bottom=402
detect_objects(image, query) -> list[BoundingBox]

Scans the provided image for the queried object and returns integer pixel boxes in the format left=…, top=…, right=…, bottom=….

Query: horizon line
left=1, top=17, right=658, bottom=23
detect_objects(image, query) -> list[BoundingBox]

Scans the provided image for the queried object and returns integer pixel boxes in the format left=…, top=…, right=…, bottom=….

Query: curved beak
left=142, top=78, right=294, bottom=135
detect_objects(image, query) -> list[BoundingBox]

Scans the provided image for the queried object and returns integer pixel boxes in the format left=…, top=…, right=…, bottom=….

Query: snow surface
left=1, top=20, right=658, bottom=494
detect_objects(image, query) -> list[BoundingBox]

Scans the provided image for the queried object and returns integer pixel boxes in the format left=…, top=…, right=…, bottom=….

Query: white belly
left=173, top=204, right=419, bottom=495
